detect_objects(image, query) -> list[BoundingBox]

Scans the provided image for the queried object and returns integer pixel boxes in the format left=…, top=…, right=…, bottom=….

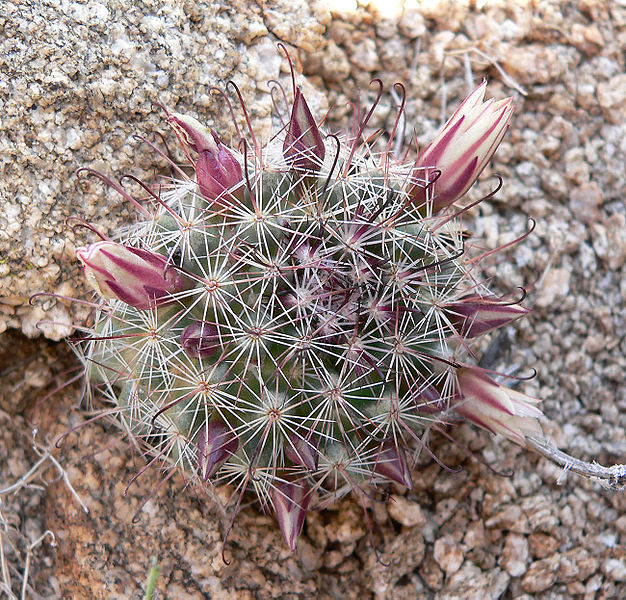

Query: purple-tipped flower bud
left=444, top=294, right=530, bottom=338
left=270, top=479, right=311, bottom=552
left=409, top=81, right=513, bottom=212
left=372, top=439, right=413, bottom=490
left=283, top=89, right=326, bottom=173
left=412, top=381, right=445, bottom=414
left=454, top=367, right=543, bottom=447
left=285, top=432, right=319, bottom=472
left=76, top=241, right=185, bottom=310
left=168, top=113, right=244, bottom=204
left=181, top=320, right=220, bottom=359
left=197, top=417, right=239, bottom=480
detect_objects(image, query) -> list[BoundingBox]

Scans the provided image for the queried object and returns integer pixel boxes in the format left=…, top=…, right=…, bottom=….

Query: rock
left=569, top=182, right=603, bottom=225
left=536, top=267, right=571, bottom=308
left=521, top=554, right=561, bottom=593
left=387, top=494, right=426, bottom=527
left=1, top=0, right=248, bottom=337
left=0, top=0, right=327, bottom=339
left=591, top=213, right=626, bottom=270
left=433, top=535, right=464, bottom=576
left=500, top=532, right=529, bottom=577
left=597, top=74, right=626, bottom=124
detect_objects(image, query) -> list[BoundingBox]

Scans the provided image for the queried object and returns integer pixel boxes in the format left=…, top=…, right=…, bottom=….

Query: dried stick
left=526, top=436, right=626, bottom=491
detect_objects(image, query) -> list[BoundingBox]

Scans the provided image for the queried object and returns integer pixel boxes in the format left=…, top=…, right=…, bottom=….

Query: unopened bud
left=270, top=479, right=311, bottom=552
left=453, top=367, right=543, bottom=447
left=285, top=432, right=319, bottom=472
left=197, top=417, right=239, bottom=480
left=76, top=241, right=185, bottom=310
left=181, top=320, right=220, bottom=359
left=445, top=294, right=530, bottom=338
left=409, top=81, right=513, bottom=212
left=372, top=439, right=413, bottom=489
left=283, top=89, right=326, bottom=173
left=168, top=113, right=244, bottom=204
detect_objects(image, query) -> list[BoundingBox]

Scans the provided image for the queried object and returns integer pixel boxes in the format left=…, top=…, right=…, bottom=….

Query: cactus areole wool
left=72, top=59, right=556, bottom=552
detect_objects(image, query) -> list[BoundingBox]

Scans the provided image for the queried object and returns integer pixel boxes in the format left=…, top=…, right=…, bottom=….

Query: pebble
left=420, top=553, right=443, bottom=590
left=602, top=558, right=626, bottom=582
left=569, top=182, right=603, bottom=225
left=350, top=37, right=380, bottom=72
left=591, top=214, right=626, bottom=270
left=597, top=74, right=626, bottom=124
left=500, top=44, right=565, bottom=85
left=500, top=532, right=529, bottom=577
left=387, top=495, right=426, bottom=528
left=521, top=554, right=561, bottom=593
left=569, top=23, right=604, bottom=53
left=536, top=267, right=571, bottom=308
left=485, top=503, right=525, bottom=531
left=433, top=536, right=464, bottom=576
left=441, top=563, right=509, bottom=600
left=559, top=548, right=598, bottom=583
left=528, top=533, right=560, bottom=559
left=398, top=8, right=426, bottom=39
left=585, top=573, right=604, bottom=596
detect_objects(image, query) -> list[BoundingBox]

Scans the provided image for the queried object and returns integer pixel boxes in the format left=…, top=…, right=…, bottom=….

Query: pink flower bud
left=410, top=81, right=513, bottom=212
left=181, top=321, right=220, bottom=359
left=372, top=439, right=413, bottom=490
left=197, top=417, right=239, bottom=480
left=168, top=113, right=244, bottom=204
left=444, top=294, right=530, bottom=338
left=270, top=479, right=311, bottom=552
left=285, top=432, right=319, bottom=472
left=76, top=241, right=185, bottom=310
left=453, top=367, right=543, bottom=447
left=283, top=89, right=326, bottom=173
left=411, top=381, right=445, bottom=414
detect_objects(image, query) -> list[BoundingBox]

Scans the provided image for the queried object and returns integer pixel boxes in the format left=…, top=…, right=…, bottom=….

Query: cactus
left=70, top=68, right=623, bottom=552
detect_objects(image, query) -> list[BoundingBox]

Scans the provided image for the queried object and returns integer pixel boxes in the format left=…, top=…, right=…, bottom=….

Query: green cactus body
left=90, top=153, right=460, bottom=471
left=75, top=81, right=535, bottom=550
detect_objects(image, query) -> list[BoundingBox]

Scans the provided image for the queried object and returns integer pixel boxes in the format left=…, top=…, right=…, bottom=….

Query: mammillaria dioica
left=70, top=62, right=625, bottom=552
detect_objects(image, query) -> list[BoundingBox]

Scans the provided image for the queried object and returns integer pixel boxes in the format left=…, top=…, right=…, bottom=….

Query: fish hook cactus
left=69, top=60, right=625, bottom=553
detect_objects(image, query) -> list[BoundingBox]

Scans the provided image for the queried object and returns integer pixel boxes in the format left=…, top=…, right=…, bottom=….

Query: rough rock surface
left=0, top=0, right=327, bottom=339
left=1, top=1, right=624, bottom=599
